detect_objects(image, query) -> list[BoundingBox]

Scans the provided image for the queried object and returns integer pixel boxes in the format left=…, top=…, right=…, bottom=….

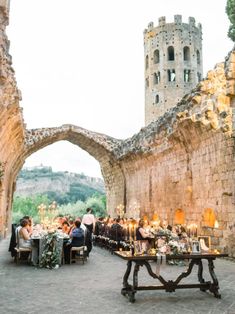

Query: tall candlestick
left=129, top=224, right=133, bottom=241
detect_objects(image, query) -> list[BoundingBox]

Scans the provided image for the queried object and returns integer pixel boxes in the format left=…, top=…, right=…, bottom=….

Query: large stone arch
left=7, top=125, right=126, bottom=226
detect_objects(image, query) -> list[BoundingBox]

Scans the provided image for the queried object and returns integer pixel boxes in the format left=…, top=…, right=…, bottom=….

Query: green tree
left=66, top=183, right=100, bottom=203
left=226, top=0, right=235, bottom=42
left=12, top=194, right=50, bottom=223
left=57, top=200, right=86, bottom=219
left=85, top=195, right=107, bottom=217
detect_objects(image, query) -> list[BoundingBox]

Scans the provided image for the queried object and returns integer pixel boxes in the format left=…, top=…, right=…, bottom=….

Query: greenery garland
left=0, top=162, right=5, bottom=180
left=39, top=232, right=60, bottom=269
left=226, top=0, right=235, bottom=42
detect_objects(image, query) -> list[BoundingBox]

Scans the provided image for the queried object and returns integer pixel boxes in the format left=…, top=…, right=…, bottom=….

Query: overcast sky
left=8, top=0, right=232, bottom=178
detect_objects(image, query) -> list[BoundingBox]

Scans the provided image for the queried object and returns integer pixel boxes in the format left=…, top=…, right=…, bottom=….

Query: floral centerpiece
left=156, top=228, right=189, bottom=256
left=39, top=231, right=61, bottom=269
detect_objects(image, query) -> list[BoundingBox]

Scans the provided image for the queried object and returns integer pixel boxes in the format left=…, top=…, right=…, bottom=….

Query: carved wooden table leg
left=128, top=263, right=140, bottom=303
left=121, top=260, right=132, bottom=297
left=197, top=259, right=206, bottom=292
left=208, top=258, right=221, bottom=298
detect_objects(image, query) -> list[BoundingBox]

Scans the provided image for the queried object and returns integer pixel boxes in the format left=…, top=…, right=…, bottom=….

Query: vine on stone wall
left=226, top=0, right=235, bottom=42
left=0, top=162, right=5, bottom=180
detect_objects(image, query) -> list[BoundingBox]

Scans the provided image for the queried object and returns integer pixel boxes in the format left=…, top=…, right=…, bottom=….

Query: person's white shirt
left=82, top=213, right=95, bottom=231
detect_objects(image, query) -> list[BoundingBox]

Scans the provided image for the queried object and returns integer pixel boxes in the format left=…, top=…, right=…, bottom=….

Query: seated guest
left=96, top=217, right=105, bottom=236
left=62, top=221, right=70, bottom=234
left=110, top=218, right=124, bottom=242
left=136, top=219, right=152, bottom=241
left=68, top=218, right=74, bottom=229
left=71, top=220, right=85, bottom=246
left=18, top=219, right=32, bottom=248
left=94, top=218, right=102, bottom=236
left=16, top=219, right=40, bottom=265
left=136, top=219, right=153, bottom=252
left=64, top=220, right=85, bottom=263
left=26, top=216, right=33, bottom=235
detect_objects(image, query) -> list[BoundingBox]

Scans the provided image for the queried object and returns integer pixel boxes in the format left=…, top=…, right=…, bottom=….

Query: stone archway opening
left=12, top=140, right=106, bottom=224
left=1, top=124, right=126, bottom=234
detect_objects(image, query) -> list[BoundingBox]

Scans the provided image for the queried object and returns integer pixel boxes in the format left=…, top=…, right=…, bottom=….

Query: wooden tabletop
left=114, top=251, right=228, bottom=260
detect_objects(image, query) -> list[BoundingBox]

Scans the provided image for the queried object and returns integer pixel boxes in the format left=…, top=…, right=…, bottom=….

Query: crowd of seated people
left=93, top=217, right=133, bottom=252
left=93, top=216, right=190, bottom=254
left=9, top=207, right=97, bottom=265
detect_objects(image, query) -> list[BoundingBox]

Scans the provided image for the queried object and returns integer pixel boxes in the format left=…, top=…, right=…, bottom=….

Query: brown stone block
left=211, top=237, right=220, bottom=246
left=213, top=229, right=223, bottom=238
left=201, top=227, right=214, bottom=236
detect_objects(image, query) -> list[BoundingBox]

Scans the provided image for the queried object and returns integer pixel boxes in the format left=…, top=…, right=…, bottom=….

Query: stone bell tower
left=144, top=15, right=203, bottom=125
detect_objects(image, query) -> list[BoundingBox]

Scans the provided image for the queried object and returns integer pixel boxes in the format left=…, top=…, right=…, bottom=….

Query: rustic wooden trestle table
left=114, top=251, right=228, bottom=303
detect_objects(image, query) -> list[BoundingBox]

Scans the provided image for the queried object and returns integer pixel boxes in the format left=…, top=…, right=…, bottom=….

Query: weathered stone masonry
left=0, top=1, right=234, bottom=255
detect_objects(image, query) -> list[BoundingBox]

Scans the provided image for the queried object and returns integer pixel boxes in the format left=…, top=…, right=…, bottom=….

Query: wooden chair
left=14, top=247, right=32, bottom=264
left=70, top=246, right=87, bottom=264
left=14, top=228, right=32, bottom=264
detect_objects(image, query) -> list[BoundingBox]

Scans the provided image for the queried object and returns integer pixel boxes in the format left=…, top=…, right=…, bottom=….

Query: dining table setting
left=30, top=224, right=70, bottom=268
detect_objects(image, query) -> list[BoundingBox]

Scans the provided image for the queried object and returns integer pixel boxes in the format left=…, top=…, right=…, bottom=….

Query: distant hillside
left=15, top=166, right=105, bottom=204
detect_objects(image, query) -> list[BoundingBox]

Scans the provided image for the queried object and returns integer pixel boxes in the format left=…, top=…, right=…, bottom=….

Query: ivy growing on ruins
left=0, top=162, right=5, bottom=180
left=226, top=0, right=235, bottom=42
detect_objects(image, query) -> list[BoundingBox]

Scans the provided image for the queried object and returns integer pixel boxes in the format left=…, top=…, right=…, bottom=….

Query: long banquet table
left=31, top=234, right=69, bottom=266
left=114, top=251, right=228, bottom=303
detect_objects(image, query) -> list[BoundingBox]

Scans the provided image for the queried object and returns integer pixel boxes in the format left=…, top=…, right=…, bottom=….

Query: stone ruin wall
left=120, top=128, right=234, bottom=253
left=0, top=0, right=234, bottom=256
left=0, top=0, right=25, bottom=238
left=114, top=55, right=235, bottom=256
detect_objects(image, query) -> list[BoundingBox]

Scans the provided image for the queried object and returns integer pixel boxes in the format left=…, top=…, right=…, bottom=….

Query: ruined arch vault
left=0, top=2, right=235, bottom=255
left=9, top=125, right=126, bottom=224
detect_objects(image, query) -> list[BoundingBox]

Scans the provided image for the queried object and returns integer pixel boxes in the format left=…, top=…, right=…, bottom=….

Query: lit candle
left=192, top=224, right=195, bottom=238
left=129, top=224, right=133, bottom=241
left=187, top=225, right=191, bottom=238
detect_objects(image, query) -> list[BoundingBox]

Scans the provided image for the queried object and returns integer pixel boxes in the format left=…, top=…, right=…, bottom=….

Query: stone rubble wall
left=0, top=0, right=234, bottom=256
left=115, top=53, right=235, bottom=255
left=0, top=1, right=25, bottom=238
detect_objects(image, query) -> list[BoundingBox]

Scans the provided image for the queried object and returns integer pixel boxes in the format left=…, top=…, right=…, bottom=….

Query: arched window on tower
left=197, top=72, right=201, bottom=82
left=183, top=46, right=190, bottom=61
left=145, top=55, right=149, bottom=70
left=145, top=77, right=149, bottom=88
left=168, top=69, right=176, bottom=82
left=168, top=46, right=175, bottom=61
left=154, top=49, right=160, bottom=63
left=184, top=69, right=190, bottom=82
left=153, top=72, right=160, bottom=84
left=196, top=50, right=200, bottom=65
left=155, top=94, right=159, bottom=104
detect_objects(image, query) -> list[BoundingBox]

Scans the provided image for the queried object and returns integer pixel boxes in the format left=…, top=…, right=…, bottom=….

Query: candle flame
left=214, top=220, right=219, bottom=228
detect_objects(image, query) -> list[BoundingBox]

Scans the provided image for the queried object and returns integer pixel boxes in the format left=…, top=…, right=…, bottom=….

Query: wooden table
left=114, top=251, right=228, bottom=303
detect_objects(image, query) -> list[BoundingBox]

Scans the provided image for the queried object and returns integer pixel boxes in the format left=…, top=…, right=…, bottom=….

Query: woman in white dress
left=18, top=219, right=32, bottom=248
